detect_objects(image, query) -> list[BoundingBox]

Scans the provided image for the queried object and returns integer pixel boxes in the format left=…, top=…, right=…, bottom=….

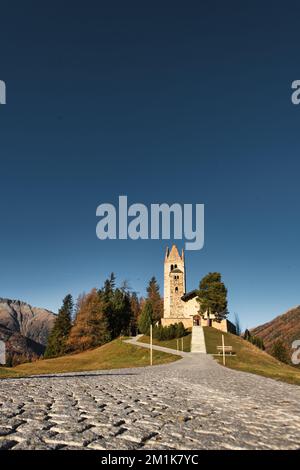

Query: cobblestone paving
left=0, top=354, right=300, bottom=450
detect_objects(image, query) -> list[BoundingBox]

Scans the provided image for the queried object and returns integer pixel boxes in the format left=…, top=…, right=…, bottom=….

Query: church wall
left=182, top=297, right=199, bottom=318
left=161, top=315, right=235, bottom=334
left=161, top=317, right=193, bottom=329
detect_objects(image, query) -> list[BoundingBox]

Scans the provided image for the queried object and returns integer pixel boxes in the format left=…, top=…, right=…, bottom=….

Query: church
left=161, top=245, right=236, bottom=333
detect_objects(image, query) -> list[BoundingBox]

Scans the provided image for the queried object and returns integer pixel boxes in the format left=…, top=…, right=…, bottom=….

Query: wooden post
left=222, top=334, right=226, bottom=366
left=181, top=337, right=184, bottom=352
left=176, top=339, right=179, bottom=352
left=150, top=324, right=153, bottom=366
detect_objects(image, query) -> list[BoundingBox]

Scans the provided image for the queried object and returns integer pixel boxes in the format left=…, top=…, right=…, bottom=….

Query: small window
left=170, top=264, right=174, bottom=271
left=175, top=287, right=178, bottom=292
left=174, top=264, right=177, bottom=268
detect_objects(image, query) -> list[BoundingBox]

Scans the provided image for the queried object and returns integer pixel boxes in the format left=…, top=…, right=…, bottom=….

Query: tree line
left=45, top=274, right=163, bottom=358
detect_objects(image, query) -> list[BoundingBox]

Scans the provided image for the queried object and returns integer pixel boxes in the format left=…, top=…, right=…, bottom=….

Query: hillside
left=0, top=298, right=56, bottom=346
left=0, top=338, right=179, bottom=378
left=251, top=306, right=300, bottom=354
left=0, top=325, right=45, bottom=364
left=203, top=327, right=300, bottom=385
left=0, top=298, right=56, bottom=364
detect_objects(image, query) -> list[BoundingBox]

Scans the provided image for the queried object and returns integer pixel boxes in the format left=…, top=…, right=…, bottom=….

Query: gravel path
left=0, top=352, right=299, bottom=450
left=124, top=335, right=190, bottom=356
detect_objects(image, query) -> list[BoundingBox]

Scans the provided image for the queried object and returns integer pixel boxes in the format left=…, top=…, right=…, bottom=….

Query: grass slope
left=203, top=327, right=300, bottom=385
left=139, top=334, right=191, bottom=352
left=0, top=339, right=179, bottom=379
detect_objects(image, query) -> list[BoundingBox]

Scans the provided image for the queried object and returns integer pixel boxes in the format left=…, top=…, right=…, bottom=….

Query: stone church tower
left=164, top=245, right=186, bottom=319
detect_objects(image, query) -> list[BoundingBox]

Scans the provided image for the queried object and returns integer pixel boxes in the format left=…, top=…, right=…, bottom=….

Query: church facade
left=161, top=245, right=236, bottom=333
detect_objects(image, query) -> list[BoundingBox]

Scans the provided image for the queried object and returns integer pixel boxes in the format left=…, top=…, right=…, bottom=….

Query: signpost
left=150, top=324, right=153, bottom=366
left=222, top=334, right=226, bottom=366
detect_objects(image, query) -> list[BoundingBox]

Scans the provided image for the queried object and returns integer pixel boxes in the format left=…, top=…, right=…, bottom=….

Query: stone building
left=161, top=245, right=236, bottom=333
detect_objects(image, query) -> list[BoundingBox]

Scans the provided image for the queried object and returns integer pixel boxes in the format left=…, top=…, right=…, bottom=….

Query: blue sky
left=0, top=1, right=300, bottom=329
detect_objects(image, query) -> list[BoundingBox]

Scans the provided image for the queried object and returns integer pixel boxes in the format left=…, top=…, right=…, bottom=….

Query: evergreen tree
left=98, top=274, right=135, bottom=339
left=102, top=272, right=116, bottom=302
left=129, top=292, right=141, bottom=335
left=175, top=322, right=186, bottom=338
left=243, top=329, right=251, bottom=341
left=109, top=288, right=132, bottom=337
left=138, top=300, right=153, bottom=334
left=243, top=329, right=265, bottom=350
left=197, top=272, right=228, bottom=322
left=234, top=313, right=241, bottom=336
left=45, top=294, right=73, bottom=358
left=146, top=277, right=163, bottom=323
left=271, top=340, right=290, bottom=364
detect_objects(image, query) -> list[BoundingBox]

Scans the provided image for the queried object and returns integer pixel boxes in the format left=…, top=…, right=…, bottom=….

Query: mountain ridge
left=0, top=298, right=56, bottom=363
left=251, top=305, right=300, bottom=354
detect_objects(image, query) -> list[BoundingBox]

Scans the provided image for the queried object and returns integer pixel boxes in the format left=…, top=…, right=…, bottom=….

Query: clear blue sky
left=0, top=1, right=300, bottom=329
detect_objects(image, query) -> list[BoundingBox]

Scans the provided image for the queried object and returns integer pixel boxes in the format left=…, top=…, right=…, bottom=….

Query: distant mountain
left=251, top=306, right=300, bottom=354
left=0, top=298, right=56, bottom=347
left=0, top=324, right=45, bottom=364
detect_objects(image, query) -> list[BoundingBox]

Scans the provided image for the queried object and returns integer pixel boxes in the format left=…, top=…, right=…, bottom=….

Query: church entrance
left=193, top=315, right=201, bottom=326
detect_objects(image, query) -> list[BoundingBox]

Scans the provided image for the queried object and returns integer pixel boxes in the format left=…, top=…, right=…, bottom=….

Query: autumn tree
left=45, top=294, right=73, bottom=358
left=67, top=289, right=110, bottom=352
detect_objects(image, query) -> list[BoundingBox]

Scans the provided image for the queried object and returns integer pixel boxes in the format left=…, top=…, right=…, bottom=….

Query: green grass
left=0, top=339, right=179, bottom=379
left=203, top=326, right=300, bottom=385
left=138, top=334, right=191, bottom=352
left=0, top=367, right=19, bottom=378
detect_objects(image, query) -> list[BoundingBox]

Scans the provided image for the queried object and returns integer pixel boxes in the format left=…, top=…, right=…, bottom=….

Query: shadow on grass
left=1, top=371, right=138, bottom=380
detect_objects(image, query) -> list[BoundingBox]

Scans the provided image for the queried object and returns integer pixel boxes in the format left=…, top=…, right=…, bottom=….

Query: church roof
left=181, top=290, right=198, bottom=302
left=166, top=244, right=184, bottom=261
left=169, top=244, right=180, bottom=258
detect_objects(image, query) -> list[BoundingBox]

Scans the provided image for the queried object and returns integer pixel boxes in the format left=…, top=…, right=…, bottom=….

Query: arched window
left=175, top=287, right=178, bottom=293
left=174, top=264, right=177, bottom=269
left=170, top=264, right=174, bottom=271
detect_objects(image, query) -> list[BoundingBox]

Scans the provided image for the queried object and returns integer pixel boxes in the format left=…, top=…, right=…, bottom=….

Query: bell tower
left=164, top=245, right=186, bottom=318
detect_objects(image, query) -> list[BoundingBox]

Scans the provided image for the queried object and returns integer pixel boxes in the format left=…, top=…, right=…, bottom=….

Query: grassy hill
left=0, top=339, right=179, bottom=379
left=138, top=334, right=191, bottom=352
left=251, top=306, right=300, bottom=355
left=203, top=327, right=300, bottom=385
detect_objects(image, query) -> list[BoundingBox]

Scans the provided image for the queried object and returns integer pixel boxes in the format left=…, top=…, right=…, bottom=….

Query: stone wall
left=161, top=317, right=193, bottom=329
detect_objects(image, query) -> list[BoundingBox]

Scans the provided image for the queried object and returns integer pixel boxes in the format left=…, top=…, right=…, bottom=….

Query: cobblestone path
left=0, top=353, right=299, bottom=450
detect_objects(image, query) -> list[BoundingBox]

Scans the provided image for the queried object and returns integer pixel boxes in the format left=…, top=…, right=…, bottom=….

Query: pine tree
left=197, top=272, right=228, bottom=322
left=44, top=294, right=73, bottom=358
left=129, top=292, right=141, bottom=335
left=243, top=329, right=251, bottom=341
left=138, top=301, right=153, bottom=334
left=271, top=340, right=290, bottom=364
left=102, top=272, right=116, bottom=302
left=146, top=277, right=163, bottom=323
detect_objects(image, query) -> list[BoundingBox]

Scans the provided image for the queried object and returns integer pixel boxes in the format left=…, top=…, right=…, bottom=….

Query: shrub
left=152, top=322, right=187, bottom=341
left=271, top=340, right=290, bottom=364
